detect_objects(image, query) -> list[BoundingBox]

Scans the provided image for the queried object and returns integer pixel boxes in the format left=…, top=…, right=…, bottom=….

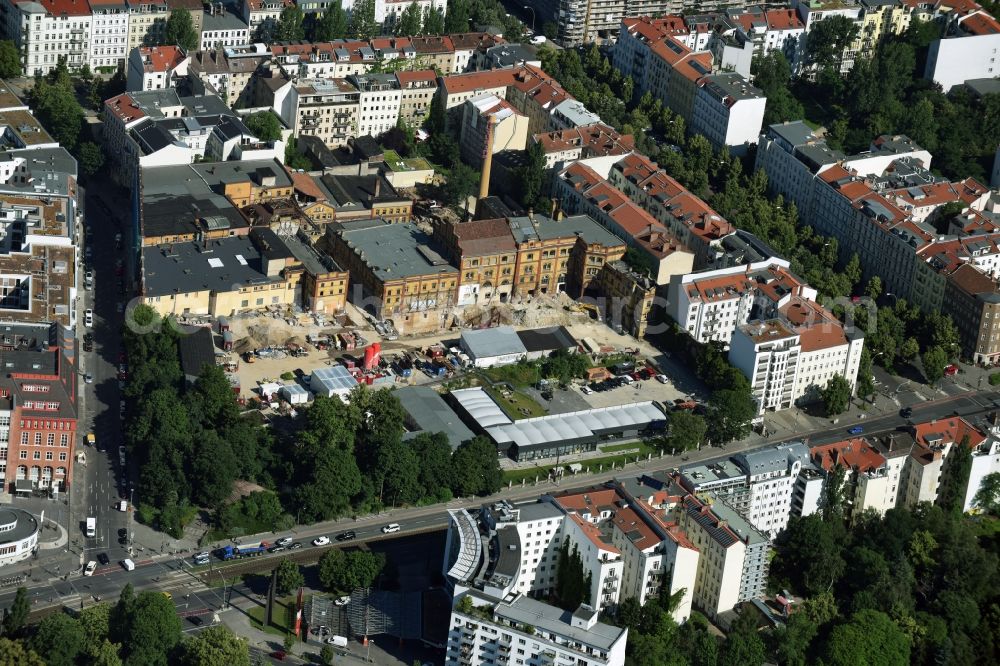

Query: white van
left=121, top=558, right=135, bottom=571
left=381, top=523, right=401, bottom=534
left=86, top=517, right=96, bottom=537
left=84, top=561, right=97, bottom=576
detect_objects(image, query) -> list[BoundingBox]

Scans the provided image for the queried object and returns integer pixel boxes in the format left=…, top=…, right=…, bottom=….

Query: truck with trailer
left=220, top=542, right=270, bottom=560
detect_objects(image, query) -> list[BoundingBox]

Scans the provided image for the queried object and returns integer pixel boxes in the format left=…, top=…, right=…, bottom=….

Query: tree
left=823, top=609, right=910, bottom=666
left=411, top=432, right=454, bottom=501
left=938, top=436, right=972, bottom=515
left=677, top=614, right=718, bottom=666
left=79, top=603, right=112, bottom=649
left=318, top=549, right=385, bottom=592
left=244, top=111, right=283, bottom=142
left=973, top=471, right=1000, bottom=514
left=78, top=142, right=105, bottom=179
left=181, top=625, right=249, bottom=666
left=89, top=640, right=124, bottom=666
left=820, top=374, right=852, bottom=416
left=294, top=446, right=363, bottom=522
left=772, top=514, right=846, bottom=597
left=121, top=591, right=182, bottom=665
left=450, top=436, right=502, bottom=497
left=0, top=41, right=20, bottom=78
left=822, top=463, right=846, bottom=523
left=719, top=610, right=766, bottom=666
left=666, top=410, right=707, bottom=452
left=285, top=138, right=313, bottom=170
left=806, top=15, right=860, bottom=71
left=865, top=275, right=883, bottom=301
left=517, top=141, right=550, bottom=212
left=900, top=337, right=920, bottom=361
left=444, top=0, right=469, bottom=33
left=443, top=163, right=478, bottom=210
left=422, top=7, right=445, bottom=35
left=772, top=611, right=818, bottom=666
left=29, top=613, right=86, bottom=666
left=396, top=1, right=422, bottom=36
left=555, top=538, right=587, bottom=610
left=164, top=9, right=199, bottom=51
left=275, top=6, right=305, bottom=41
left=320, top=645, right=334, bottom=665
left=312, top=3, right=348, bottom=41
left=706, top=383, right=756, bottom=443
left=752, top=51, right=804, bottom=125
left=921, top=345, right=948, bottom=386
left=349, top=0, right=379, bottom=40
left=29, top=80, right=83, bottom=150
left=274, top=559, right=305, bottom=596
left=542, top=21, right=558, bottom=40
left=2, top=587, right=29, bottom=636
left=0, top=638, right=46, bottom=666
left=856, top=348, right=875, bottom=399
left=375, top=438, right=423, bottom=506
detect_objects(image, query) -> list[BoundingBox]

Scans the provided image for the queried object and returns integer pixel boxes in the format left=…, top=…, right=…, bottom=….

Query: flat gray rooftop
left=495, top=595, right=625, bottom=651
left=142, top=236, right=281, bottom=297
left=395, top=386, right=474, bottom=451
left=338, top=221, right=456, bottom=281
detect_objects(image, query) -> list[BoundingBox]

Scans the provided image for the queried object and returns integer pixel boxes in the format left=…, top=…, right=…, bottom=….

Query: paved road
left=4, top=385, right=997, bottom=619
left=78, top=186, right=131, bottom=570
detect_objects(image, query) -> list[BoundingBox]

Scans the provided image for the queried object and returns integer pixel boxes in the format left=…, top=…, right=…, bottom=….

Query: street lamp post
left=523, top=5, right=535, bottom=33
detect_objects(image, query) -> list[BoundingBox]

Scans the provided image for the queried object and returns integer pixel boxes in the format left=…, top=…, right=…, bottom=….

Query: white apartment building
left=3, top=0, right=92, bottom=75
left=188, top=43, right=270, bottom=108
left=276, top=78, right=360, bottom=148
left=665, top=258, right=815, bottom=346
left=792, top=0, right=863, bottom=73
left=89, top=0, right=130, bottom=70
left=925, top=10, right=1000, bottom=92
left=200, top=4, right=250, bottom=50
left=811, top=438, right=902, bottom=519
left=730, top=300, right=864, bottom=417
left=691, top=73, right=766, bottom=154
left=126, top=45, right=189, bottom=91
left=240, top=0, right=289, bottom=42
left=681, top=441, right=812, bottom=538
left=377, top=0, right=445, bottom=29
left=447, top=591, right=628, bottom=666
left=347, top=72, right=401, bottom=139
left=563, top=514, right=625, bottom=611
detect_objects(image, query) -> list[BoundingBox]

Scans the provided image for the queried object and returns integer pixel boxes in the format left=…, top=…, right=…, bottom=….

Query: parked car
left=336, top=531, right=356, bottom=542
left=944, top=364, right=959, bottom=376
left=581, top=385, right=594, bottom=395
left=276, top=537, right=293, bottom=547
left=84, top=309, right=94, bottom=327
left=84, top=561, right=97, bottom=576
left=97, top=553, right=109, bottom=565
left=655, top=374, right=669, bottom=384
left=312, top=536, right=330, bottom=546
left=288, top=542, right=303, bottom=550
left=268, top=545, right=286, bottom=554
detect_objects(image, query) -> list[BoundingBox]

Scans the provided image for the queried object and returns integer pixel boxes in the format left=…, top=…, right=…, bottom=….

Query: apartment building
left=1, top=323, right=79, bottom=496
left=0, top=191, right=79, bottom=328
left=103, top=88, right=183, bottom=184
left=200, top=3, right=251, bottom=50
left=925, top=9, right=1000, bottom=91
left=188, top=43, right=269, bottom=108
left=665, top=258, right=816, bottom=345
left=394, top=69, right=436, bottom=125
left=680, top=441, right=812, bottom=538
left=438, top=68, right=519, bottom=119
left=608, top=153, right=734, bottom=267
left=302, top=171, right=412, bottom=223
left=614, top=17, right=765, bottom=152
left=3, top=0, right=92, bottom=75
left=126, top=45, right=189, bottom=91
left=506, top=212, right=626, bottom=300
left=679, top=493, right=767, bottom=619
left=459, top=94, right=529, bottom=169
left=811, top=437, right=903, bottom=519
left=593, top=261, right=657, bottom=338
left=532, top=123, right=634, bottom=171
left=326, top=219, right=457, bottom=333
left=347, top=72, right=401, bottom=138
left=902, top=416, right=986, bottom=508
left=730, top=298, right=864, bottom=417
left=89, top=0, right=129, bottom=69
left=281, top=78, right=360, bottom=147
left=240, top=0, right=290, bottom=41
left=446, top=591, right=628, bottom=666
left=433, top=217, right=519, bottom=306
left=125, top=0, right=168, bottom=52
left=556, top=161, right=695, bottom=285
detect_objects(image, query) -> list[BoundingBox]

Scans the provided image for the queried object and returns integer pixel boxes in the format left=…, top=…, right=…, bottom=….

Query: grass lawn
left=599, top=441, right=654, bottom=455
left=481, top=362, right=541, bottom=388
left=502, top=440, right=656, bottom=483
left=485, top=385, right=546, bottom=420
left=248, top=594, right=297, bottom=637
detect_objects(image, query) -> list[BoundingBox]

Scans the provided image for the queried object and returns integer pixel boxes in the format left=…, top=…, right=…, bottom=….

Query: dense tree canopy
left=164, top=9, right=199, bottom=51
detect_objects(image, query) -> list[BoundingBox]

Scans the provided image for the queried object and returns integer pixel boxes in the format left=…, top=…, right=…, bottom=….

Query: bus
left=86, top=517, right=96, bottom=538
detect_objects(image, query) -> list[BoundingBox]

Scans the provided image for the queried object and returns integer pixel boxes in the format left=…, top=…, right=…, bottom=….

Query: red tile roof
left=811, top=438, right=886, bottom=474
left=23, top=0, right=92, bottom=16
left=555, top=488, right=621, bottom=515
left=611, top=506, right=660, bottom=551
left=568, top=513, right=621, bottom=554
left=291, top=172, right=327, bottom=203
left=913, top=416, right=986, bottom=449
left=961, top=10, right=1000, bottom=34
left=533, top=123, right=634, bottom=158
left=452, top=218, right=517, bottom=256
left=441, top=68, right=519, bottom=94
left=137, top=45, right=186, bottom=73
left=395, top=69, right=437, bottom=86
left=104, top=93, right=147, bottom=123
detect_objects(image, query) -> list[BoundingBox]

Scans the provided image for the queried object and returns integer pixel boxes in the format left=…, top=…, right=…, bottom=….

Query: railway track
left=193, top=541, right=366, bottom=584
